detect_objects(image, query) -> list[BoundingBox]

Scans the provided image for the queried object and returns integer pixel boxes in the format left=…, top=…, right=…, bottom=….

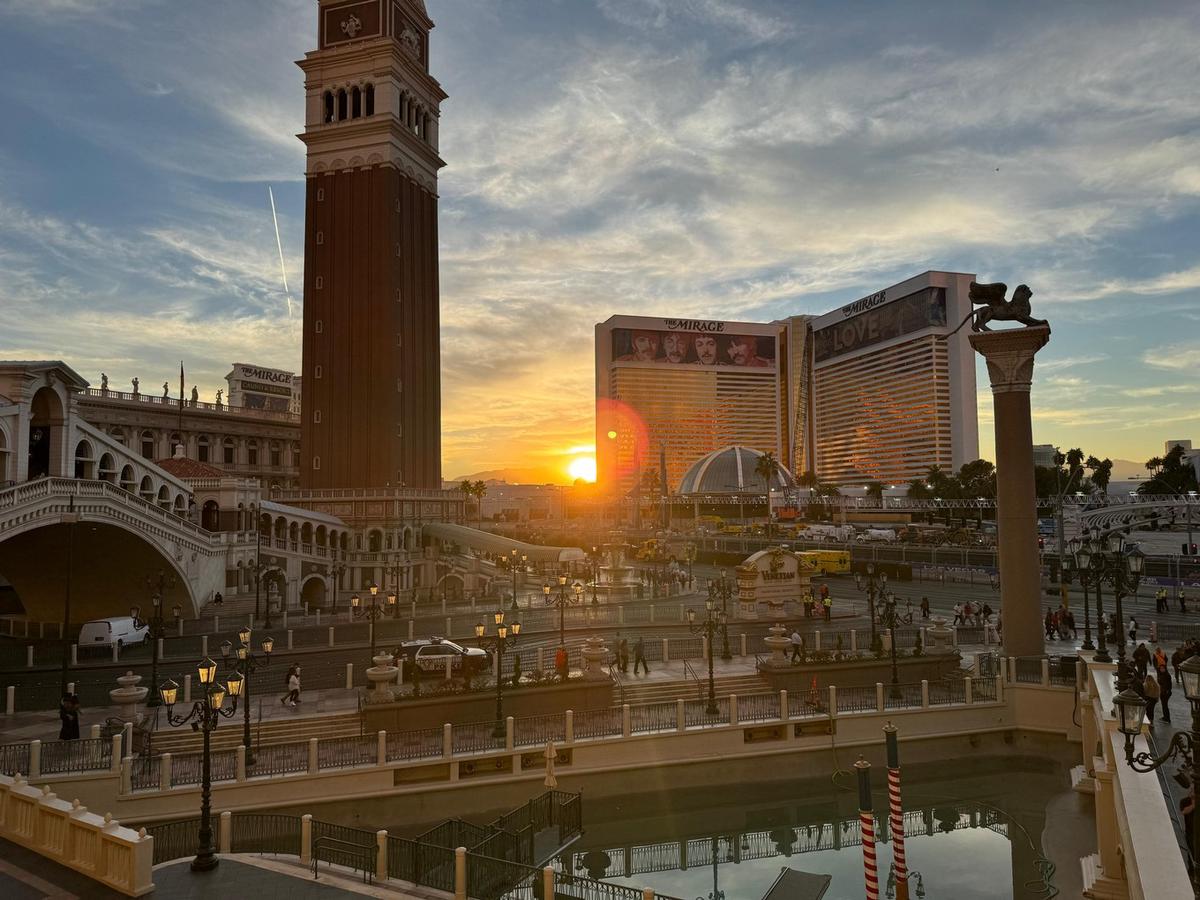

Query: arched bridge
left=0, top=478, right=226, bottom=621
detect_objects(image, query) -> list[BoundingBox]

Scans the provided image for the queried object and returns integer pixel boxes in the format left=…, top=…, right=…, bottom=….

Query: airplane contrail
left=268, top=186, right=293, bottom=318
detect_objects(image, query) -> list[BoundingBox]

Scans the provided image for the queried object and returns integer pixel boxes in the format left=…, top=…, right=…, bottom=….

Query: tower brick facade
left=297, top=0, right=445, bottom=489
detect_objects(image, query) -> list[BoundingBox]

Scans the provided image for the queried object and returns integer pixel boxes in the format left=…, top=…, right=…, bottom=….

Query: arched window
left=223, top=437, right=236, bottom=465
left=201, top=500, right=220, bottom=531
left=197, top=435, right=210, bottom=463
left=140, top=430, right=155, bottom=459
left=337, top=89, right=347, bottom=121
left=351, top=85, right=361, bottom=119
left=365, top=83, right=375, bottom=116
left=157, top=485, right=171, bottom=510
left=138, top=475, right=155, bottom=502
left=98, top=452, right=116, bottom=483
left=248, top=440, right=258, bottom=466
left=73, top=440, right=95, bottom=479
left=323, top=90, right=334, bottom=124
left=119, top=465, right=136, bottom=493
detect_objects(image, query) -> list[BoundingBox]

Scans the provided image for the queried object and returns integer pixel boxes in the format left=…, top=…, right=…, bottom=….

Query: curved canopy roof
left=678, top=445, right=793, bottom=494
left=423, top=522, right=585, bottom=564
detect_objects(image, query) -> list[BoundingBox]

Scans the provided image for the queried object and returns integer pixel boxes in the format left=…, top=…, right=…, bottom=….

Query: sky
left=1, top=0, right=1198, bottom=484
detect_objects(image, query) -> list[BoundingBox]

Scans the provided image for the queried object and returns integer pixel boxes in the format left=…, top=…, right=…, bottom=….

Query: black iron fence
left=144, top=817, right=200, bottom=865
left=39, top=737, right=112, bottom=774
left=230, top=813, right=303, bottom=855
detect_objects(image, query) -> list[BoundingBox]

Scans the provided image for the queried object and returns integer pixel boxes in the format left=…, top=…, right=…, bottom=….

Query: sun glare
left=568, top=456, right=597, bottom=482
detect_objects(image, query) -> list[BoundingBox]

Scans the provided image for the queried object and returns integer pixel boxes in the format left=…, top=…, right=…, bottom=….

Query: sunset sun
left=567, top=456, right=597, bottom=482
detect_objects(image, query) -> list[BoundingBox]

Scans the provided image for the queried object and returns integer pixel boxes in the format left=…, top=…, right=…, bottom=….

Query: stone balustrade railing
left=83, top=388, right=299, bottom=423
left=0, top=772, right=154, bottom=896
left=0, top=671, right=1063, bottom=798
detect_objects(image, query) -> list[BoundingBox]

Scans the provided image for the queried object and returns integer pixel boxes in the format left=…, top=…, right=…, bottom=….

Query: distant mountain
left=1110, top=458, right=1145, bottom=480
left=446, top=468, right=566, bottom=486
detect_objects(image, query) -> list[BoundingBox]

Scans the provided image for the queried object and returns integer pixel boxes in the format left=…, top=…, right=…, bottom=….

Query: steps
left=615, top=672, right=774, bottom=706
left=148, top=710, right=362, bottom=755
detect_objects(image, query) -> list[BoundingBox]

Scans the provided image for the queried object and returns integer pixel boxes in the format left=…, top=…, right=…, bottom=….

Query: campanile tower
left=297, top=0, right=445, bottom=489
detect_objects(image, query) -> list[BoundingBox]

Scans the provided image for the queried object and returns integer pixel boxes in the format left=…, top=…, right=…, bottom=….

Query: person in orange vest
left=554, top=646, right=569, bottom=682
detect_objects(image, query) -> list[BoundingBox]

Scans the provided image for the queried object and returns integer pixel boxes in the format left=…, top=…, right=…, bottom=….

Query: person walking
left=822, top=595, right=832, bottom=623
left=1173, top=645, right=1187, bottom=685
left=618, top=637, right=630, bottom=674
left=790, top=628, right=803, bottom=663
left=1143, top=670, right=1160, bottom=724
left=1180, top=589, right=1188, bottom=615
left=633, top=636, right=649, bottom=675
left=1158, top=665, right=1174, bottom=724
left=953, top=603, right=963, bottom=626
left=920, top=597, right=930, bottom=620
left=58, top=694, right=80, bottom=741
left=1154, top=645, right=1167, bottom=673
left=554, top=646, right=569, bottom=682
left=281, top=665, right=301, bottom=707
left=1128, top=617, right=1137, bottom=644
left=1133, top=642, right=1151, bottom=680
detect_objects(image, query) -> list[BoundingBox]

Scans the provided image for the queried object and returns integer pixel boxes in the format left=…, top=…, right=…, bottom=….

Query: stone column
left=970, top=325, right=1050, bottom=658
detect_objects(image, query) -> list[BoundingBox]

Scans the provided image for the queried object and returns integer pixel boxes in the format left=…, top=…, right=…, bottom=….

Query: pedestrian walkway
left=150, top=855, right=440, bottom=899
left=0, top=836, right=126, bottom=899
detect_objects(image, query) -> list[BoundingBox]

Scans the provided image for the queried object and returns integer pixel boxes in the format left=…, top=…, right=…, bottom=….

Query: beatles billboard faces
left=612, top=325, right=776, bottom=371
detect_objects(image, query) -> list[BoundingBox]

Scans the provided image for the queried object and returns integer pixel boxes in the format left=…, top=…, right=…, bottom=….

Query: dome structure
left=678, top=446, right=793, bottom=494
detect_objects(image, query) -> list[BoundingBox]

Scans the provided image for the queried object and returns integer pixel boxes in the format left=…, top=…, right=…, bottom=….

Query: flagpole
left=178, top=361, right=184, bottom=451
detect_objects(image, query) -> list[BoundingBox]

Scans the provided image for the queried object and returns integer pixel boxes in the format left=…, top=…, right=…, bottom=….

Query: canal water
left=310, top=752, right=1081, bottom=899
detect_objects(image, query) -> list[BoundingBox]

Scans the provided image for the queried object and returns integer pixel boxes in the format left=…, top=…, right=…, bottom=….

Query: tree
left=754, top=452, right=780, bottom=535
left=864, top=481, right=884, bottom=501
left=472, top=481, right=488, bottom=527
left=956, top=459, right=996, bottom=499
left=1086, top=456, right=1113, bottom=496
left=1139, top=445, right=1199, bottom=495
left=639, top=468, right=661, bottom=495
left=460, top=479, right=476, bottom=524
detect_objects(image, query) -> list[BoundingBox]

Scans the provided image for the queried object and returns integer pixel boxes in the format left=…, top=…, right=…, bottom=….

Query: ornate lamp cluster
left=543, top=573, right=584, bottom=651
left=159, top=657, right=244, bottom=872
left=219, top=626, right=273, bottom=765
left=131, top=570, right=180, bottom=707
left=351, top=582, right=396, bottom=659
left=1065, top=526, right=1145, bottom=690
left=475, top=610, right=521, bottom=738
left=707, top=571, right=734, bottom=661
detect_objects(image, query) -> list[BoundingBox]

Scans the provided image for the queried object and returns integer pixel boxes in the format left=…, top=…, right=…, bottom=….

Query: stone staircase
left=148, top=710, right=362, bottom=755
left=614, top=672, right=774, bottom=706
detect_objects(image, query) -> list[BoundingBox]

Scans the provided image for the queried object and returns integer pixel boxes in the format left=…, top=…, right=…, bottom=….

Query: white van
left=78, top=617, right=150, bottom=650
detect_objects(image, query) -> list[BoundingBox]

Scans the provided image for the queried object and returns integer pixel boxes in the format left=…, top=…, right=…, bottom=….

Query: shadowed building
left=297, top=0, right=446, bottom=490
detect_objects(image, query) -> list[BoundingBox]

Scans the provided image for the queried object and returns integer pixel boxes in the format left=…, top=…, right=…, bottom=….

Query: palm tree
left=864, top=480, right=884, bottom=502
left=472, top=480, right=487, bottom=528
left=1086, top=456, right=1113, bottom=496
left=754, top=452, right=780, bottom=534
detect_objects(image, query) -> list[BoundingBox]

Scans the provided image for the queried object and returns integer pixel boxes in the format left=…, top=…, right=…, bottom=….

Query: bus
left=797, top=549, right=851, bottom=576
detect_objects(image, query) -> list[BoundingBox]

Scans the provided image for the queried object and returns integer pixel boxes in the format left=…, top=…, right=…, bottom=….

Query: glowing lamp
left=160, top=679, right=179, bottom=707
left=199, top=658, right=217, bottom=683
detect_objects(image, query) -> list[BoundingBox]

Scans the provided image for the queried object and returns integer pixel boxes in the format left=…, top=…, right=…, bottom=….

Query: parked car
left=395, top=638, right=488, bottom=677
left=78, top=616, right=150, bottom=650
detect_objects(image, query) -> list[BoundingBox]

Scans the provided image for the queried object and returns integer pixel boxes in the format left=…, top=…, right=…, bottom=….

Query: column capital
left=969, top=325, right=1051, bottom=394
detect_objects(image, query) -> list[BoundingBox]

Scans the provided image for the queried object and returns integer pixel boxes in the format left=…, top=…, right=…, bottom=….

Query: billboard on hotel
left=611, top=322, right=776, bottom=371
left=812, top=287, right=947, bottom=363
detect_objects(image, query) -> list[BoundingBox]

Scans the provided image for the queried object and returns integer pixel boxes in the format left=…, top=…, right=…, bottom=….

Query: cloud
left=596, top=0, right=790, bottom=42
left=1142, top=343, right=1200, bottom=372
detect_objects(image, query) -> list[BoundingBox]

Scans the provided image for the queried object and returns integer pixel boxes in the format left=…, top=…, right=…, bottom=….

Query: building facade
left=595, top=315, right=786, bottom=497
left=297, top=0, right=446, bottom=490
left=77, top=386, right=302, bottom=490
left=225, top=363, right=302, bottom=415
left=807, top=271, right=979, bottom=484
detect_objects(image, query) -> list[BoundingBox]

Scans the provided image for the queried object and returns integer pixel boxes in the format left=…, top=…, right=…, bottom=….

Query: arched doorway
left=300, top=576, right=326, bottom=610
left=260, top=568, right=287, bottom=612
left=437, top=573, right=465, bottom=602
left=200, top=500, right=220, bottom=531
left=28, top=387, right=65, bottom=479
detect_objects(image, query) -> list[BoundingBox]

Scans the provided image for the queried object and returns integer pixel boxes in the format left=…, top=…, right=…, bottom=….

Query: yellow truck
left=797, top=549, right=850, bottom=576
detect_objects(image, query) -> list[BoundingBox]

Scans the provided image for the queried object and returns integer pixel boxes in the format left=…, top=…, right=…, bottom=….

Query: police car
left=395, top=638, right=488, bottom=677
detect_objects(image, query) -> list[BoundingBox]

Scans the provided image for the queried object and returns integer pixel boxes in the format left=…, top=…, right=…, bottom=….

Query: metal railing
left=230, top=813, right=303, bottom=855
left=513, top=712, right=567, bottom=748
left=681, top=660, right=703, bottom=702
left=573, top=706, right=623, bottom=740
left=144, top=817, right=200, bottom=865
left=836, top=684, right=878, bottom=713
left=312, top=836, right=374, bottom=883
left=630, top=701, right=676, bottom=735
left=737, top=691, right=781, bottom=722
left=0, top=741, right=32, bottom=776
left=386, top=727, right=444, bottom=762
left=40, top=738, right=112, bottom=774
left=317, top=735, right=376, bottom=770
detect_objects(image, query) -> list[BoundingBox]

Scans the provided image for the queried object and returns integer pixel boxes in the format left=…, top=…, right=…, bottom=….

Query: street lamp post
left=509, top=549, right=528, bottom=611
left=131, top=571, right=180, bottom=707
left=1114, top=654, right=1200, bottom=896
left=328, top=560, right=346, bottom=616
left=1075, top=526, right=1145, bottom=691
left=695, top=835, right=725, bottom=900
left=475, top=611, right=521, bottom=738
left=543, top=574, right=582, bottom=650
left=351, top=582, right=394, bottom=661
left=877, top=594, right=909, bottom=700
left=687, top=597, right=725, bottom=716
left=159, top=659, right=243, bottom=871
left=220, top=627, right=272, bottom=765
left=589, top=546, right=600, bottom=603
left=864, top=562, right=887, bottom=649
left=1062, top=541, right=1094, bottom=651
left=708, top=571, right=733, bottom=661
left=252, top=503, right=263, bottom=623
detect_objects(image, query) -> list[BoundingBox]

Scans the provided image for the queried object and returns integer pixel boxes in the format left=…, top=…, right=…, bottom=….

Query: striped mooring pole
left=885, top=722, right=909, bottom=900
left=856, top=756, right=880, bottom=900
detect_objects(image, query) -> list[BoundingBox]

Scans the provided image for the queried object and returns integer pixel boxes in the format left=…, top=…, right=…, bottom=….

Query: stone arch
left=259, top=567, right=287, bottom=611
left=119, top=464, right=136, bottom=493
left=273, top=516, right=287, bottom=542
left=300, top=574, right=326, bottom=610
left=201, top=499, right=220, bottom=531
left=365, top=83, right=375, bottom=116
left=0, top=423, right=10, bottom=484
left=436, top=572, right=465, bottom=601
left=315, top=525, right=327, bottom=548
left=351, top=84, right=361, bottom=118
left=138, top=475, right=154, bottom=502
left=98, top=452, right=117, bottom=483
left=300, top=522, right=313, bottom=547
left=337, top=88, right=347, bottom=120
left=29, top=386, right=66, bottom=478
left=259, top=511, right=272, bottom=536
left=288, top=521, right=299, bottom=548
left=107, top=426, right=127, bottom=446
left=173, top=493, right=187, bottom=515
left=73, top=439, right=95, bottom=479
left=340, top=532, right=348, bottom=552
left=156, top=484, right=171, bottom=510
left=323, top=90, right=334, bottom=123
